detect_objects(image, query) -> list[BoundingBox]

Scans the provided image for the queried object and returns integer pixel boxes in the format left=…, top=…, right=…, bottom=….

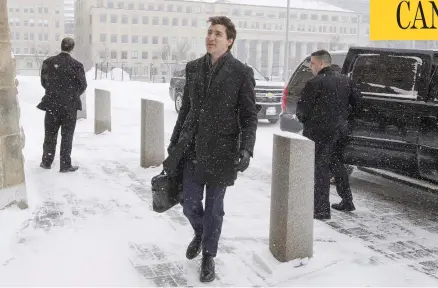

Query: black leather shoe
left=40, top=162, right=51, bottom=169
left=332, top=201, right=356, bottom=212
left=200, top=255, right=215, bottom=282
left=60, top=166, right=79, bottom=173
left=186, top=236, right=202, bottom=260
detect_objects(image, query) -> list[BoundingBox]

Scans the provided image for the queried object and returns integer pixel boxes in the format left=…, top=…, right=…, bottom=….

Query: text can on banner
left=370, top=0, right=438, bottom=40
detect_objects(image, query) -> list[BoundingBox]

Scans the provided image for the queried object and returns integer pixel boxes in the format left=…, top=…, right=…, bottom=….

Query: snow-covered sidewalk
left=0, top=76, right=437, bottom=286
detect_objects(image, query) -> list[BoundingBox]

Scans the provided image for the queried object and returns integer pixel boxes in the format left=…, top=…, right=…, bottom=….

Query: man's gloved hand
left=236, top=149, right=251, bottom=172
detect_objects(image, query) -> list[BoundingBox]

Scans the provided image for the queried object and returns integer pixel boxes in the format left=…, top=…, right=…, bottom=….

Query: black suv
left=168, top=62, right=285, bottom=124
left=280, top=47, right=438, bottom=182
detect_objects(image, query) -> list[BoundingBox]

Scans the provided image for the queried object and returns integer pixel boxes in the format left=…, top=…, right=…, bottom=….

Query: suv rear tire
left=268, top=119, right=279, bottom=124
left=175, top=92, right=182, bottom=113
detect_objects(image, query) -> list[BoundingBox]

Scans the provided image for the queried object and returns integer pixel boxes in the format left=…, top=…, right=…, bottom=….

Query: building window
left=191, top=37, right=197, bottom=46
left=122, top=35, right=128, bottom=43
left=139, top=3, right=144, bottom=10
left=100, top=14, right=106, bottom=23
left=97, top=0, right=103, bottom=7
left=108, top=0, right=114, bottom=8
left=152, top=36, right=158, bottom=44
left=128, top=2, right=134, bottom=9
left=142, top=36, right=148, bottom=44
left=142, top=51, right=148, bottom=59
left=132, top=35, right=138, bottom=43
left=142, top=16, right=148, bottom=24
left=191, top=19, right=197, bottom=27
left=122, top=15, right=128, bottom=24
left=111, top=51, right=117, bottom=59
left=182, top=18, right=188, bottom=26
left=172, top=18, right=178, bottom=26
left=121, top=51, right=128, bottom=59
left=24, top=20, right=28, bottom=26
left=153, top=17, right=159, bottom=25
left=111, top=15, right=117, bottom=23
left=100, top=33, right=106, bottom=42
left=163, top=37, right=168, bottom=44
left=99, top=51, right=107, bottom=59
left=132, top=16, right=138, bottom=24
left=111, top=34, right=117, bottom=43
left=55, top=34, right=60, bottom=41
left=132, top=51, right=138, bottom=59
left=118, top=2, right=124, bottom=9
left=162, top=17, right=168, bottom=25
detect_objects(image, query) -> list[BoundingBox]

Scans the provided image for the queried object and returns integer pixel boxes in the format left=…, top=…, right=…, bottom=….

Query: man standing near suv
left=37, top=37, right=87, bottom=173
left=296, top=50, right=362, bottom=220
left=166, top=16, right=258, bottom=282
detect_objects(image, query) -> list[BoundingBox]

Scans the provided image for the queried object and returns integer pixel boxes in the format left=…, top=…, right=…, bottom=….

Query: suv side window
left=287, top=53, right=347, bottom=98
left=287, top=57, right=312, bottom=100
left=351, top=55, right=421, bottom=99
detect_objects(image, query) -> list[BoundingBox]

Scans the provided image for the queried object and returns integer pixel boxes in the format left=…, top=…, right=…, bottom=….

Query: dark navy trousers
left=182, top=160, right=227, bottom=257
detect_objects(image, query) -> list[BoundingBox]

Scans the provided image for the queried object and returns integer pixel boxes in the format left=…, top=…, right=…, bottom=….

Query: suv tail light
left=281, top=86, right=288, bottom=112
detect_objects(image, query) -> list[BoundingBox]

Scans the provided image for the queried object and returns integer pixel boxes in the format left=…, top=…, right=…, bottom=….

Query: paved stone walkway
left=7, top=159, right=438, bottom=286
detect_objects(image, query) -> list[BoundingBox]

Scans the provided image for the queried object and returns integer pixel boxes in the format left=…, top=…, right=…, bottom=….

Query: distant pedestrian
left=296, top=50, right=362, bottom=220
left=166, top=16, right=258, bottom=282
left=37, top=37, right=87, bottom=173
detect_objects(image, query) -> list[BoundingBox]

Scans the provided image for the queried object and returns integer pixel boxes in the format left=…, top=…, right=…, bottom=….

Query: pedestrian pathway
left=2, top=152, right=438, bottom=286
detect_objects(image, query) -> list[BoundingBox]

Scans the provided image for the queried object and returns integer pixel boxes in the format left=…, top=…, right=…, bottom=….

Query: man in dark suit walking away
left=167, top=16, right=258, bottom=282
left=296, top=50, right=362, bottom=220
left=37, top=37, right=87, bottom=173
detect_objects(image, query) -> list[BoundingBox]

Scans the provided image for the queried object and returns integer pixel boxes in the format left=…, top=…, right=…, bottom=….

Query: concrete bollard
left=140, top=98, right=164, bottom=168
left=269, top=132, right=314, bottom=262
left=94, top=89, right=111, bottom=134
left=77, top=92, right=87, bottom=119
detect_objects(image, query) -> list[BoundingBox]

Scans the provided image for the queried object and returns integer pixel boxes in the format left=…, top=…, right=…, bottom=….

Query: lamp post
left=283, top=0, right=290, bottom=81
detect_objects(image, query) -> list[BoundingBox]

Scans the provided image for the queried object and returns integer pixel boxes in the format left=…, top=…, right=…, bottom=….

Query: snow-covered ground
left=0, top=76, right=437, bottom=286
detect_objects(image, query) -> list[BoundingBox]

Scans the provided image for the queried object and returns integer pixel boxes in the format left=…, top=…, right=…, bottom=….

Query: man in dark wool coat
left=296, top=50, right=362, bottom=220
left=37, top=37, right=87, bottom=173
left=167, top=16, right=258, bottom=282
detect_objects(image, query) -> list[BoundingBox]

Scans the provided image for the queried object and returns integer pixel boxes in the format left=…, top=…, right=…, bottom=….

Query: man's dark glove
left=236, top=149, right=251, bottom=172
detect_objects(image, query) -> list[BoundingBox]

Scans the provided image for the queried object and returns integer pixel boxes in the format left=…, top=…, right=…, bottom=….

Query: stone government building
left=7, top=0, right=370, bottom=80
left=74, top=0, right=369, bottom=81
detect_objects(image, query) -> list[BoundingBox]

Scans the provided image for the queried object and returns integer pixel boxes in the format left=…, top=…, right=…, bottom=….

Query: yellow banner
left=370, top=0, right=438, bottom=40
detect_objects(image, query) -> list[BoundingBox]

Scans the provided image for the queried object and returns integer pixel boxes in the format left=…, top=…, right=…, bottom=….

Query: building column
left=300, top=42, right=307, bottom=61
left=311, top=42, right=318, bottom=52
left=244, top=40, right=250, bottom=63
left=0, top=0, right=27, bottom=210
left=279, top=41, right=285, bottom=78
left=256, top=40, right=262, bottom=71
left=268, top=41, right=274, bottom=80
left=290, top=42, right=297, bottom=59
